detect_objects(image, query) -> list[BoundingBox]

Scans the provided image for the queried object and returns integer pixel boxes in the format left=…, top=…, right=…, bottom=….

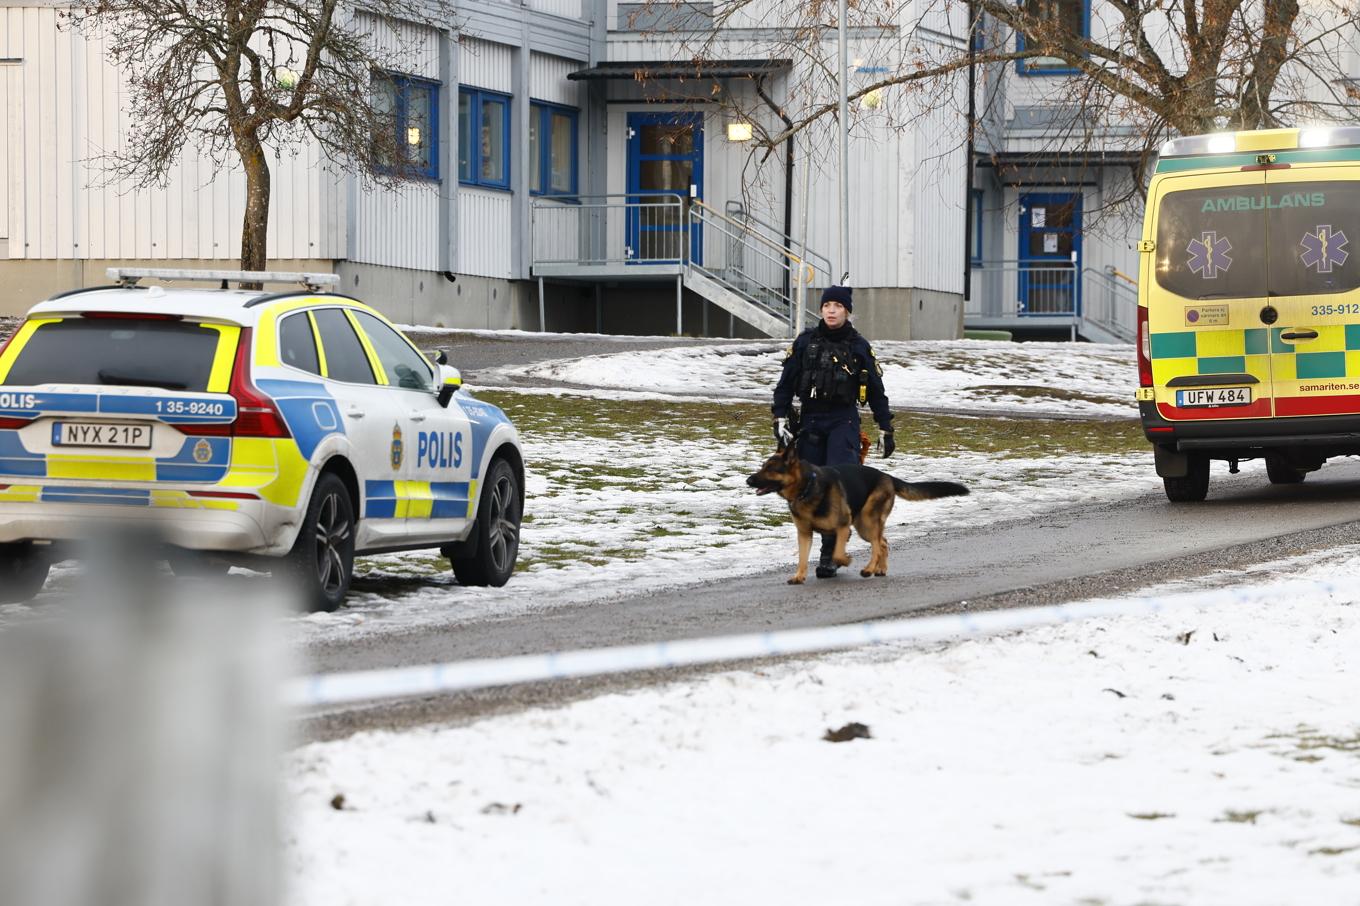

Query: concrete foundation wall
left=841, top=287, right=965, bottom=341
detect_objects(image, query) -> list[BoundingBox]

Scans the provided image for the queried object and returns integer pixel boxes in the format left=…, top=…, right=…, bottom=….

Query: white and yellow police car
left=0, top=268, right=523, bottom=610
left=1139, top=127, right=1360, bottom=501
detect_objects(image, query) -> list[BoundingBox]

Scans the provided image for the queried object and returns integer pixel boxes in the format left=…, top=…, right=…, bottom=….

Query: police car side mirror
left=435, top=364, right=461, bottom=408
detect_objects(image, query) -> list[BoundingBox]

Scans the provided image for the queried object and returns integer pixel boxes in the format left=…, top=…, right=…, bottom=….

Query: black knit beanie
left=820, top=285, right=853, bottom=313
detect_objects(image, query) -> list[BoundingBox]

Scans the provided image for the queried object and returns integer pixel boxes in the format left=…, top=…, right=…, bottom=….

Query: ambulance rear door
left=1260, top=168, right=1360, bottom=418
left=1146, top=171, right=1273, bottom=422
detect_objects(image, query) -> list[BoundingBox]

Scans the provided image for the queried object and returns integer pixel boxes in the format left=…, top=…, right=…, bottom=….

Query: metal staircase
left=529, top=194, right=831, bottom=338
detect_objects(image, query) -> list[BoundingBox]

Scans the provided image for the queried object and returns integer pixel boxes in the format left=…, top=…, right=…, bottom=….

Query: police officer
left=771, top=285, right=894, bottom=578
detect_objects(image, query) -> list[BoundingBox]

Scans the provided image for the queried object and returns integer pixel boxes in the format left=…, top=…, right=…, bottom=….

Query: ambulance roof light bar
left=106, top=268, right=341, bottom=292
left=1159, top=126, right=1360, bottom=158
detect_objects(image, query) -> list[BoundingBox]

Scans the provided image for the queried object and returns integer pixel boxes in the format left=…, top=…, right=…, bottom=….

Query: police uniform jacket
left=772, top=322, right=893, bottom=431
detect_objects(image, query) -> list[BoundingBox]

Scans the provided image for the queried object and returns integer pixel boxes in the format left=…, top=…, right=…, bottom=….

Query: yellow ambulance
left=1138, top=127, right=1360, bottom=501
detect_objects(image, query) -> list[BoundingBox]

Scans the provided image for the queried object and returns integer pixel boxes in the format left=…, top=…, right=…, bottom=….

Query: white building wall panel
left=529, top=0, right=583, bottom=21
left=360, top=13, right=440, bottom=80
left=460, top=38, right=514, bottom=93
left=458, top=188, right=514, bottom=277
left=909, top=95, right=967, bottom=294
left=530, top=52, right=583, bottom=105
left=2, top=8, right=343, bottom=263
left=351, top=180, right=441, bottom=270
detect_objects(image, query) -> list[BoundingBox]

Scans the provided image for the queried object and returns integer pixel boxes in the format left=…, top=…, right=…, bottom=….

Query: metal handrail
left=723, top=201, right=834, bottom=283
left=689, top=200, right=815, bottom=334
left=691, top=199, right=805, bottom=265
left=530, top=193, right=688, bottom=267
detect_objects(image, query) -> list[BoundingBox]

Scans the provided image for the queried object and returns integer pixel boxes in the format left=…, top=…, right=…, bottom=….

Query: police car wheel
left=283, top=473, right=355, bottom=612
left=1163, top=454, right=1210, bottom=503
left=451, top=458, right=521, bottom=587
left=0, top=542, right=50, bottom=604
left=1265, top=455, right=1307, bottom=485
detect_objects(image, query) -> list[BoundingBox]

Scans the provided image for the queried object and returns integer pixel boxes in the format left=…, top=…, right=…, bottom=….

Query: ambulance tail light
left=1137, top=305, right=1153, bottom=387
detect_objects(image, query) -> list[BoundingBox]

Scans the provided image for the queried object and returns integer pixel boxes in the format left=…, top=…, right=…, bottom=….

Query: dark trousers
left=796, top=409, right=861, bottom=467
left=796, top=408, right=860, bottom=563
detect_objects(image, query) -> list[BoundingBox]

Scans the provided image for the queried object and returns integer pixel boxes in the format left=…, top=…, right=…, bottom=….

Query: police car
left=1138, top=127, right=1360, bottom=501
left=0, top=268, right=523, bottom=610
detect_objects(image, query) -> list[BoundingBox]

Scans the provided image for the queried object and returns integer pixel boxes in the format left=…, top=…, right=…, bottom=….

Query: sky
left=282, top=335, right=1360, bottom=905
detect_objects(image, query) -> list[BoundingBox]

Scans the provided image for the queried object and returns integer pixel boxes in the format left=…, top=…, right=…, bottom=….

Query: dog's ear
left=781, top=443, right=798, bottom=462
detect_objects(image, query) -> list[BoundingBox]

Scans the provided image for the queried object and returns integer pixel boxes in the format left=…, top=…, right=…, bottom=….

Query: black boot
left=815, top=534, right=838, bottom=579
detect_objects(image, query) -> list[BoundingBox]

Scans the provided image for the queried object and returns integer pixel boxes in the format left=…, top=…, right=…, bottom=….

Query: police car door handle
left=344, top=405, right=365, bottom=419
left=1280, top=329, right=1319, bottom=340
left=408, top=411, right=427, bottom=423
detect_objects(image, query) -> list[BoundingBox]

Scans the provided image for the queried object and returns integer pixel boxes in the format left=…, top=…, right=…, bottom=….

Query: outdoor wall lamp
left=726, top=121, right=753, bottom=142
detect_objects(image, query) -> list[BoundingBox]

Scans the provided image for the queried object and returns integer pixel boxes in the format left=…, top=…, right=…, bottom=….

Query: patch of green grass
left=1217, top=810, right=1263, bottom=824
left=1127, top=812, right=1176, bottom=821
left=966, top=384, right=1128, bottom=407
left=477, top=391, right=1144, bottom=461
left=1310, top=845, right=1358, bottom=857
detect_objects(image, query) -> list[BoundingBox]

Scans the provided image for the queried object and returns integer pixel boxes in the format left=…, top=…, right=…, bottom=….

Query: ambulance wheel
left=0, top=542, right=50, bottom=604
left=283, top=473, right=355, bottom=612
left=1163, top=455, right=1210, bottom=502
left=1265, top=455, right=1307, bottom=485
left=451, top=458, right=521, bottom=587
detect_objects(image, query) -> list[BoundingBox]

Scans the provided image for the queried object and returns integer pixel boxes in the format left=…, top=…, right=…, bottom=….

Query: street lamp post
left=838, top=0, right=849, bottom=284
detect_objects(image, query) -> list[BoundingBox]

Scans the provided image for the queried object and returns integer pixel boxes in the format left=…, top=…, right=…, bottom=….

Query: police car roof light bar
left=106, top=267, right=341, bottom=292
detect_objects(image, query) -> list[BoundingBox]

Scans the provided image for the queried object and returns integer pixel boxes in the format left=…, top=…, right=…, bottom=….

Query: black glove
left=881, top=430, right=895, bottom=458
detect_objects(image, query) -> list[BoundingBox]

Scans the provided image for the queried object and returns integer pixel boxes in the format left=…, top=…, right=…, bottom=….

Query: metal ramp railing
left=1079, top=267, right=1138, bottom=343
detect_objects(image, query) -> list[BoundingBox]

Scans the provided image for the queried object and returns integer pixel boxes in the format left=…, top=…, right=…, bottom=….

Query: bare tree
left=632, top=0, right=1360, bottom=189
left=68, top=0, right=456, bottom=274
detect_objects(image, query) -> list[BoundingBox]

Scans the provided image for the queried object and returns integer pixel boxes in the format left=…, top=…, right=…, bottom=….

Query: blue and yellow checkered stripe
left=0, top=432, right=230, bottom=482
left=1150, top=326, right=1360, bottom=382
left=0, top=484, right=238, bottom=511
left=364, top=480, right=476, bottom=519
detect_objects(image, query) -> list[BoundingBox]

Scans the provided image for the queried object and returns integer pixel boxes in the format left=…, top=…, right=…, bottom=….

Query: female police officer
left=770, top=285, right=894, bottom=578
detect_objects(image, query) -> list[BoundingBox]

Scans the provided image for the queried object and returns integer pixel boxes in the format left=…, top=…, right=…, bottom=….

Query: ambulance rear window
left=1156, top=181, right=1360, bottom=299
left=2, top=318, right=220, bottom=391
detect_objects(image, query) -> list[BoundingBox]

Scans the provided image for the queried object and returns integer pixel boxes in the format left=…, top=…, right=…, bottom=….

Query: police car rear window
left=2, top=319, right=219, bottom=391
left=1156, top=181, right=1360, bottom=299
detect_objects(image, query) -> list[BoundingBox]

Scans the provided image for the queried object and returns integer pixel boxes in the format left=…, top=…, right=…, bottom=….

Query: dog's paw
left=787, top=576, right=805, bottom=585
left=874, top=569, right=886, bottom=577
left=834, top=555, right=851, bottom=567
left=860, top=568, right=874, bottom=578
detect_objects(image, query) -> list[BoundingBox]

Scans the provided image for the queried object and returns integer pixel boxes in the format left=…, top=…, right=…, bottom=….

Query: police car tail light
left=226, top=328, right=290, bottom=439
left=0, top=417, right=29, bottom=430
left=1137, top=305, right=1153, bottom=387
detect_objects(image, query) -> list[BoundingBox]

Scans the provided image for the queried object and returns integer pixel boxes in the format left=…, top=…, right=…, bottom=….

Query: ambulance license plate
left=52, top=422, right=153, bottom=449
left=1176, top=387, right=1251, bottom=408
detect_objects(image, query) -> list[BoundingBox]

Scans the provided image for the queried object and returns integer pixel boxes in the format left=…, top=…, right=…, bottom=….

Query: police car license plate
left=52, top=422, right=153, bottom=449
left=1176, top=387, right=1251, bottom=408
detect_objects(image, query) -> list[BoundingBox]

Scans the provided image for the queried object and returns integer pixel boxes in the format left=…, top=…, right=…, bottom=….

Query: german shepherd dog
left=747, top=444, right=969, bottom=584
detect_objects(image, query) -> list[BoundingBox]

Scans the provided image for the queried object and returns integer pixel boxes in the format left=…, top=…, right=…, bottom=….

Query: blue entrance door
left=626, top=112, right=703, bottom=264
left=1018, top=193, right=1081, bottom=315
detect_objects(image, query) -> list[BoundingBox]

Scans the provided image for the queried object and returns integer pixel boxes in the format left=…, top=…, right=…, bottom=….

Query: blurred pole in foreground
left=0, top=532, right=286, bottom=906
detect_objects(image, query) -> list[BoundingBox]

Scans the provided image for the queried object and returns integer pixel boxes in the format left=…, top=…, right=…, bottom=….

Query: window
left=4, top=320, right=220, bottom=392
left=372, top=72, right=439, bottom=180
left=530, top=102, right=579, bottom=196
left=1016, top=0, right=1088, bottom=75
left=459, top=87, right=511, bottom=189
left=971, top=190, right=984, bottom=265
left=279, top=313, right=321, bottom=376
left=352, top=312, right=434, bottom=392
left=312, top=309, right=377, bottom=385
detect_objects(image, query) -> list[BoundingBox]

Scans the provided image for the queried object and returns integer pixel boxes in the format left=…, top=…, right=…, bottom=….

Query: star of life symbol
left=1300, top=225, right=1349, bottom=274
left=1187, top=231, right=1233, bottom=279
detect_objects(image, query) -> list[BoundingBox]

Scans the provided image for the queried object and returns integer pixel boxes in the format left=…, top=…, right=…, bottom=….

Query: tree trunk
left=237, top=132, right=271, bottom=285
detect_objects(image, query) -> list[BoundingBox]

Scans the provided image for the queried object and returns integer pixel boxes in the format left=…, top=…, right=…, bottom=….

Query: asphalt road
left=299, top=458, right=1360, bottom=739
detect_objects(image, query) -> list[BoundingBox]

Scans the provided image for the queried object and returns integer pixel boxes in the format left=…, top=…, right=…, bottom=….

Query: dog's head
left=746, top=443, right=802, bottom=497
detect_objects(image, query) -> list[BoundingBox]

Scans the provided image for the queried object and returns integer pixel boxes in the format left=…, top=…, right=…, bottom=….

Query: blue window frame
left=530, top=101, right=579, bottom=196
left=459, top=87, right=511, bottom=190
left=372, top=72, right=439, bottom=180
left=971, top=189, right=984, bottom=265
left=1016, top=0, right=1089, bottom=76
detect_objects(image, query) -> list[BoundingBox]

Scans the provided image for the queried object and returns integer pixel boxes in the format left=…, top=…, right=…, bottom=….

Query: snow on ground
left=482, top=338, right=1137, bottom=418
left=285, top=547, right=1360, bottom=906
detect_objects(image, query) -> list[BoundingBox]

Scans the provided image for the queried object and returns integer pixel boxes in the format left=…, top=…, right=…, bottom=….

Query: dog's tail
left=892, top=478, right=969, bottom=501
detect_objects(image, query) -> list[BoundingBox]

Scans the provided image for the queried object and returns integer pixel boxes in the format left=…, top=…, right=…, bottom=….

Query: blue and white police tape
left=284, top=577, right=1346, bottom=708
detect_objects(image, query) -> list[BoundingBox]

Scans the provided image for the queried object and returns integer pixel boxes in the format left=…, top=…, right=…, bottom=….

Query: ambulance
left=1138, top=127, right=1360, bottom=501
left=0, top=269, right=523, bottom=609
